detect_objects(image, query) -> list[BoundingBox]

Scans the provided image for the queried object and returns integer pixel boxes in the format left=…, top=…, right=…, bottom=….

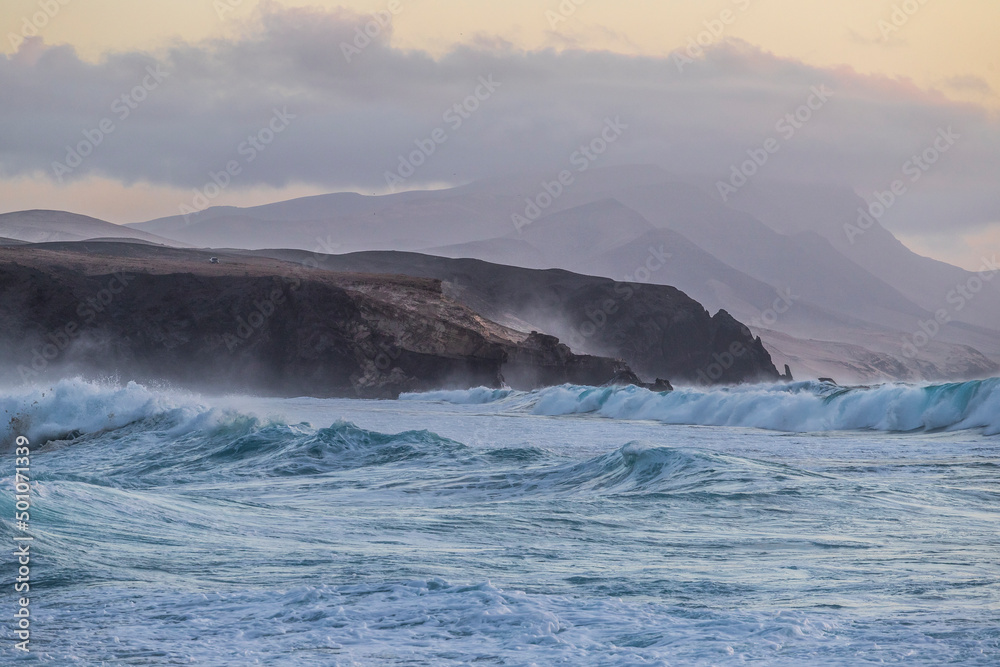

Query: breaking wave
left=5, top=377, right=999, bottom=453
left=404, top=378, right=1000, bottom=434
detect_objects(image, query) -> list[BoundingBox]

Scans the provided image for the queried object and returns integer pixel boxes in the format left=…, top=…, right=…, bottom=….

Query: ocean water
left=2, top=378, right=999, bottom=665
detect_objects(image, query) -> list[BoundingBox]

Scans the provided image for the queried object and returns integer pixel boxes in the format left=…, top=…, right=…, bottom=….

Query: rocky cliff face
left=0, top=243, right=643, bottom=397
left=257, top=250, right=782, bottom=385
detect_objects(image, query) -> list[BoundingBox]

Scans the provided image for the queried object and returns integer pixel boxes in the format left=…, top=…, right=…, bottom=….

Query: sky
left=0, top=0, right=997, bottom=268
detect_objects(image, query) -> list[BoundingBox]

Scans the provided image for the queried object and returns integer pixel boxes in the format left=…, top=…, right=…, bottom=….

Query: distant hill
left=0, top=210, right=182, bottom=247
left=728, top=180, right=1000, bottom=331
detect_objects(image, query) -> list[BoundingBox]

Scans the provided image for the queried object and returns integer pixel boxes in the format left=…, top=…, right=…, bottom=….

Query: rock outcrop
left=257, top=250, right=783, bottom=385
left=0, top=243, right=643, bottom=397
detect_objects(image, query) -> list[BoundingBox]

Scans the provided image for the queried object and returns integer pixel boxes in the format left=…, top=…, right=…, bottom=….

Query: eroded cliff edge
left=258, top=250, right=783, bottom=386
left=1, top=242, right=781, bottom=397
left=1, top=243, right=630, bottom=397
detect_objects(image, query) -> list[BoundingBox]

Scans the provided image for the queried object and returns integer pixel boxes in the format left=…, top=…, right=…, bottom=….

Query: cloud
left=0, top=4, right=997, bottom=233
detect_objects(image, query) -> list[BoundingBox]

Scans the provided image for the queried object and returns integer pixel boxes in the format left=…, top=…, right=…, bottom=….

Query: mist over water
left=2, top=379, right=998, bottom=664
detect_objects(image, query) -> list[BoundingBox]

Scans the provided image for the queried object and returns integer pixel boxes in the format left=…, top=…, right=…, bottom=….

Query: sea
left=2, top=378, right=999, bottom=665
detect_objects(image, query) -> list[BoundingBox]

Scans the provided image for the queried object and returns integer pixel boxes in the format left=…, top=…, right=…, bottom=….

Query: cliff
left=256, top=250, right=783, bottom=385
left=0, top=243, right=639, bottom=398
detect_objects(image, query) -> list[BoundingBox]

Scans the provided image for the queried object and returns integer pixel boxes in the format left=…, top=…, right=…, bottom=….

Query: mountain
left=128, top=189, right=507, bottom=252
left=0, top=210, right=181, bottom=246
left=425, top=198, right=657, bottom=270
left=727, top=181, right=1000, bottom=331
left=423, top=199, right=783, bottom=318
left=127, top=165, right=676, bottom=250
left=421, top=187, right=999, bottom=382
left=606, top=183, right=930, bottom=328
left=71, top=164, right=1000, bottom=382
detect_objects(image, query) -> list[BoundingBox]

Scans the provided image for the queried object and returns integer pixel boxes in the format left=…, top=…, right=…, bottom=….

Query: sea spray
left=404, top=378, right=1000, bottom=434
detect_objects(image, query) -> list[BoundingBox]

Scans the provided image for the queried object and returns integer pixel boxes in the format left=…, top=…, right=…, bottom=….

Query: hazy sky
left=1, top=0, right=997, bottom=267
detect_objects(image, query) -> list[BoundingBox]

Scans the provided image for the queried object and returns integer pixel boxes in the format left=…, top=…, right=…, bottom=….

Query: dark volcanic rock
left=0, top=244, right=636, bottom=398
left=643, top=378, right=674, bottom=392
left=256, top=250, right=782, bottom=385
left=503, top=331, right=630, bottom=389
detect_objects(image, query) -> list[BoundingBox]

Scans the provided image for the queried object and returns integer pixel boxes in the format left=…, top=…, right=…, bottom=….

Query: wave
left=0, top=379, right=474, bottom=485
left=0, top=380, right=804, bottom=496
left=0, top=378, right=224, bottom=447
left=6, top=377, right=999, bottom=457
left=421, top=441, right=817, bottom=500
left=27, top=422, right=471, bottom=488
left=532, top=380, right=1000, bottom=434
left=201, top=420, right=470, bottom=477
left=403, top=378, right=1000, bottom=434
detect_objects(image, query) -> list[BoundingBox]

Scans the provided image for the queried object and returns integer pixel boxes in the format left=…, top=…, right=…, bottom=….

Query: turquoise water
left=2, top=379, right=999, bottom=665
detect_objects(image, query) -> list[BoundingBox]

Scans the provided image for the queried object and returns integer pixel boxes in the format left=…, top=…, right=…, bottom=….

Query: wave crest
left=529, top=379, right=1000, bottom=434
left=420, top=441, right=815, bottom=500
left=205, top=420, right=470, bottom=476
left=0, top=378, right=220, bottom=447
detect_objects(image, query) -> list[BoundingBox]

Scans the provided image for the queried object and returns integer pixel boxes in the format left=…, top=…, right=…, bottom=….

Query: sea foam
left=405, top=378, right=1000, bottom=434
left=0, top=378, right=217, bottom=446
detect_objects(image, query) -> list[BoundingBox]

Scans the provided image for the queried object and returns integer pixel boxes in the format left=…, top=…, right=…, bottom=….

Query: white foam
left=401, top=379, right=1000, bottom=434
left=530, top=380, right=1000, bottom=434
left=0, top=377, right=216, bottom=445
